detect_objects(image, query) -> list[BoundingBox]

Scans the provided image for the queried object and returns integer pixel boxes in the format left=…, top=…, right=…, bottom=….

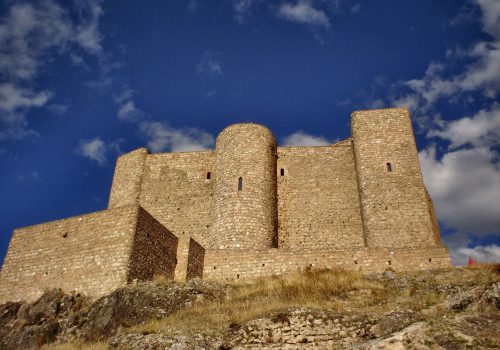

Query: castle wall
left=108, top=148, right=148, bottom=208
left=186, top=238, right=205, bottom=280
left=351, top=108, right=438, bottom=248
left=0, top=206, right=139, bottom=303
left=203, top=246, right=452, bottom=281
left=209, top=124, right=278, bottom=249
left=139, top=151, right=215, bottom=246
left=127, top=207, right=179, bottom=282
left=0, top=109, right=452, bottom=304
left=276, top=141, right=365, bottom=250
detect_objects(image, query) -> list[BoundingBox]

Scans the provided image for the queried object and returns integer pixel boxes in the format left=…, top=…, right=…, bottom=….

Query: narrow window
left=237, top=274, right=240, bottom=279
left=213, top=266, right=216, bottom=270
left=428, top=258, right=432, bottom=263
left=386, top=162, right=392, bottom=172
left=238, top=177, right=243, bottom=191
left=388, top=260, right=392, bottom=265
left=280, top=168, right=285, bottom=176
left=206, top=172, right=211, bottom=180
left=354, top=260, right=358, bottom=265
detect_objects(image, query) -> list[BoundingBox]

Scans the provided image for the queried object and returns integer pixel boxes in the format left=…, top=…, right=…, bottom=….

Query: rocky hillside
left=1, top=266, right=498, bottom=349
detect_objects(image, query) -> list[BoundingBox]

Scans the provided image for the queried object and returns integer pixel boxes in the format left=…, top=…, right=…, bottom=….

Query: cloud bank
left=0, top=0, right=103, bottom=140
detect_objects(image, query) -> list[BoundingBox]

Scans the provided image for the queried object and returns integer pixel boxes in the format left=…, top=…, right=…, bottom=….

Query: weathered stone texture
left=277, top=140, right=365, bottom=249
left=138, top=151, right=214, bottom=246
left=203, top=246, right=451, bottom=281
left=127, top=207, right=178, bottom=282
left=186, top=239, right=205, bottom=280
left=108, top=148, right=148, bottom=209
left=0, top=108, right=452, bottom=302
left=0, top=206, right=184, bottom=303
left=351, top=108, right=437, bottom=248
left=0, top=206, right=138, bottom=303
left=209, top=123, right=278, bottom=249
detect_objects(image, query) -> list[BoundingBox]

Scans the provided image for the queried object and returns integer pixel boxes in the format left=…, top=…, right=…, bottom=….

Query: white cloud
left=0, top=0, right=104, bottom=141
left=476, top=0, right=500, bottom=39
left=282, top=131, right=331, bottom=146
left=448, top=241, right=500, bottom=266
left=47, top=104, right=68, bottom=115
left=232, top=0, right=260, bottom=24
left=76, top=137, right=108, bottom=165
left=74, top=1, right=103, bottom=55
left=392, top=2, right=500, bottom=113
left=196, top=51, right=223, bottom=77
left=350, top=4, right=361, bottom=14
left=139, top=121, right=215, bottom=153
left=420, top=145, right=500, bottom=235
left=0, top=84, right=52, bottom=140
left=456, top=244, right=500, bottom=264
left=277, top=0, right=330, bottom=28
left=428, top=105, right=500, bottom=149
left=117, top=100, right=146, bottom=121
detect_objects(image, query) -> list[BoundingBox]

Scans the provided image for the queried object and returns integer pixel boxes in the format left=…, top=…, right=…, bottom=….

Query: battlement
left=0, top=108, right=451, bottom=303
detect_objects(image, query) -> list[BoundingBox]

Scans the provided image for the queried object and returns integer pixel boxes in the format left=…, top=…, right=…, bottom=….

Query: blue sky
left=0, top=0, right=499, bottom=266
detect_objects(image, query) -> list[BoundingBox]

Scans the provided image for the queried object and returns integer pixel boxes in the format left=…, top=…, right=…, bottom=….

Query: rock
left=78, top=281, right=228, bottom=341
left=445, top=287, right=482, bottom=311
left=108, top=332, right=223, bottom=350
left=476, top=282, right=500, bottom=311
left=369, top=310, right=418, bottom=337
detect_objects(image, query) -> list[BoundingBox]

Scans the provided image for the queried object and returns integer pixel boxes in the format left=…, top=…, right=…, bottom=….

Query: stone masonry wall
left=139, top=151, right=215, bottom=247
left=203, top=246, right=452, bottom=281
left=108, top=148, right=148, bottom=209
left=186, top=238, right=205, bottom=280
left=351, top=108, right=438, bottom=248
left=209, top=123, right=278, bottom=249
left=426, top=189, right=442, bottom=244
left=127, top=207, right=179, bottom=282
left=277, top=140, right=365, bottom=249
left=0, top=206, right=140, bottom=303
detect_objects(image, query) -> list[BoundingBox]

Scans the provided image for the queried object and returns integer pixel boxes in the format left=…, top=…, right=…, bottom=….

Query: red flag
left=468, top=257, right=476, bottom=266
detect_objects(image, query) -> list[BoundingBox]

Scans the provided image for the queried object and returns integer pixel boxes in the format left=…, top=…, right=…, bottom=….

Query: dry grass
left=153, top=273, right=171, bottom=286
left=129, top=268, right=384, bottom=336
left=41, top=342, right=107, bottom=350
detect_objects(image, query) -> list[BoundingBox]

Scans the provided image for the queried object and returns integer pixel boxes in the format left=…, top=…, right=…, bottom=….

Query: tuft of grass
left=153, top=273, right=171, bottom=286
left=41, top=342, right=107, bottom=350
left=129, top=268, right=384, bottom=336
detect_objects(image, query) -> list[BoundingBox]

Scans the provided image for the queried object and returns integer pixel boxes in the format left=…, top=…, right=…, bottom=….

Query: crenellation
left=0, top=108, right=452, bottom=303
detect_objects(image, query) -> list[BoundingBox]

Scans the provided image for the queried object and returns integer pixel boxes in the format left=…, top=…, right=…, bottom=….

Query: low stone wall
left=203, top=246, right=452, bottom=281
left=0, top=206, right=140, bottom=303
left=0, top=206, right=181, bottom=303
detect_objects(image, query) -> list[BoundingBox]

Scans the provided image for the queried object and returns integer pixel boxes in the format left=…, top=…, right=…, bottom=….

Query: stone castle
left=0, top=108, right=451, bottom=303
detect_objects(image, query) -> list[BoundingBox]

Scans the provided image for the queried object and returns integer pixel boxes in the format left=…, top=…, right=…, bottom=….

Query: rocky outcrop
left=0, top=279, right=228, bottom=350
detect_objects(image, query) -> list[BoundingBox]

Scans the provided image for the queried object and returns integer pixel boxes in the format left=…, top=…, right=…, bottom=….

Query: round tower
left=209, top=123, right=278, bottom=249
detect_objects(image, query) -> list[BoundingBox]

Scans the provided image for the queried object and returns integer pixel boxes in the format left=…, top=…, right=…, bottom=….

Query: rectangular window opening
left=207, top=172, right=211, bottom=180
left=388, top=260, right=392, bottom=265
left=280, top=168, right=285, bottom=176
left=387, top=162, right=392, bottom=172
left=238, top=177, right=243, bottom=191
